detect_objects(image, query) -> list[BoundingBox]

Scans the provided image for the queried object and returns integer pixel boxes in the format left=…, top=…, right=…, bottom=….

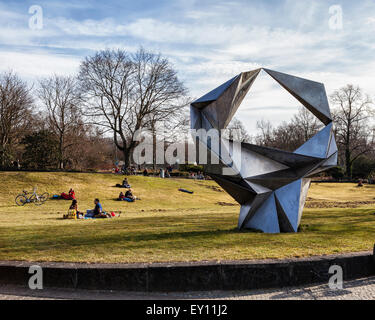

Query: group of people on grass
left=113, top=165, right=137, bottom=175
left=189, top=171, right=205, bottom=180
left=118, top=178, right=137, bottom=202
left=69, top=198, right=114, bottom=219
left=64, top=177, right=137, bottom=220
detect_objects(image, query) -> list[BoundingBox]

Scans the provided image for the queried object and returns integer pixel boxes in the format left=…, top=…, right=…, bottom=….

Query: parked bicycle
left=15, top=188, right=49, bottom=206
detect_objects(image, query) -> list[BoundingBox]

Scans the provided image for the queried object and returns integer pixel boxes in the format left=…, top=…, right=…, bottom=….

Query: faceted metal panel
left=236, top=147, right=289, bottom=179
left=191, top=68, right=337, bottom=233
left=192, top=75, right=239, bottom=109
left=323, top=152, right=338, bottom=167
left=294, top=123, right=332, bottom=158
left=238, top=201, right=253, bottom=229
left=238, top=191, right=273, bottom=229
left=201, top=151, right=240, bottom=178
left=244, top=193, right=280, bottom=234
left=245, top=181, right=272, bottom=194
left=227, top=69, right=261, bottom=128
left=327, top=134, right=338, bottom=158
left=263, top=69, right=332, bottom=125
left=190, top=106, right=202, bottom=130
left=298, top=178, right=311, bottom=226
left=241, top=142, right=322, bottom=168
left=202, top=76, right=242, bottom=130
left=201, top=111, right=214, bottom=131
left=246, top=176, right=298, bottom=191
left=196, top=137, right=241, bottom=177
left=275, top=196, right=294, bottom=233
left=275, top=180, right=303, bottom=232
left=210, top=174, right=256, bottom=205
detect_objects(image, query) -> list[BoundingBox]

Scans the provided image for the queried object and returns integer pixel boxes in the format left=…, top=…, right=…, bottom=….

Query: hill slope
left=0, top=172, right=373, bottom=263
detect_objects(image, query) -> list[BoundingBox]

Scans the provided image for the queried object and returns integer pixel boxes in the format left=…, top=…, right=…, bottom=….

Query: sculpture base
left=240, top=178, right=311, bottom=233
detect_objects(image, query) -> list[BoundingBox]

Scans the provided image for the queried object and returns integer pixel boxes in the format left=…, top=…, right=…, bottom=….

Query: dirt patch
left=141, top=209, right=168, bottom=213
left=198, top=184, right=224, bottom=193
left=216, top=202, right=237, bottom=207
left=305, top=201, right=375, bottom=208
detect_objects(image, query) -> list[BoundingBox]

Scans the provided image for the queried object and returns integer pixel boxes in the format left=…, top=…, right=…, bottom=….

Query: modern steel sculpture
left=190, top=68, right=337, bottom=233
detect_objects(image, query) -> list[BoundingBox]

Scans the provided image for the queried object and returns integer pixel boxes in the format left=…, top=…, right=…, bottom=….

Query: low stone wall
left=0, top=251, right=373, bottom=292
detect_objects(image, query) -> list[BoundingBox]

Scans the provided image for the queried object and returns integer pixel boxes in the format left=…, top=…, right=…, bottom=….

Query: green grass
left=0, top=172, right=374, bottom=263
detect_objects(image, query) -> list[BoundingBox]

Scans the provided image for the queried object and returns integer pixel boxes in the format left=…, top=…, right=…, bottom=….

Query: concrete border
left=0, top=250, right=374, bottom=292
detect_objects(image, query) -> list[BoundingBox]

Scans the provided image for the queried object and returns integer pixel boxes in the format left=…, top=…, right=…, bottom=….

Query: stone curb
left=0, top=251, right=374, bottom=292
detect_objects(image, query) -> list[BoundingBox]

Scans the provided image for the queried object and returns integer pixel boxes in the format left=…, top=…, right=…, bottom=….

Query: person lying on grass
left=61, top=188, right=76, bottom=200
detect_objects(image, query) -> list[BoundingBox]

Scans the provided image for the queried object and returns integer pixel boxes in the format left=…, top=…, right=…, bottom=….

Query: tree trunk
left=152, top=122, right=157, bottom=172
left=0, top=149, right=4, bottom=168
left=59, top=136, right=64, bottom=170
left=345, top=148, right=352, bottom=179
left=123, top=149, right=131, bottom=170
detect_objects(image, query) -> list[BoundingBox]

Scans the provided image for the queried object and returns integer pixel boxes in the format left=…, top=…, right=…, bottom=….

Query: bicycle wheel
left=34, top=199, right=43, bottom=206
left=33, top=195, right=43, bottom=206
left=15, top=195, right=27, bottom=206
left=40, top=192, right=49, bottom=203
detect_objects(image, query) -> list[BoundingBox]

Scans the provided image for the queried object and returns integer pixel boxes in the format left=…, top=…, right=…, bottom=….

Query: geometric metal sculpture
left=190, top=68, right=337, bottom=233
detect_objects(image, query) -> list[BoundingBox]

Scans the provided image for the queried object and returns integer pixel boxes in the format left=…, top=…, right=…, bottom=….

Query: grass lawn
left=0, top=171, right=374, bottom=264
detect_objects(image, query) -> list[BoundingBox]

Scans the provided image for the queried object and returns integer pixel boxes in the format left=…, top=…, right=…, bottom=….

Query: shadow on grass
left=0, top=220, right=252, bottom=255
left=0, top=205, right=19, bottom=208
left=1, top=208, right=374, bottom=260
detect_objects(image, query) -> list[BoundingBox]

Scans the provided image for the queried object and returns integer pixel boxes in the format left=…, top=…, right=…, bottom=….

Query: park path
left=0, top=276, right=374, bottom=300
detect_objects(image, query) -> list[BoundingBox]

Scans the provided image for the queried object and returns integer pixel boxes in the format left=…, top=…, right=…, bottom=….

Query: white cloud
left=0, top=51, right=80, bottom=80
left=0, top=0, right=374, bottom=135
left=48, top=17, right=127, bottom=36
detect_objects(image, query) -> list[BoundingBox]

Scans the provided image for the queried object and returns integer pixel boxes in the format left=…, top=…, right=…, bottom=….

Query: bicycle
left=15, top=188, right=49, bottom=206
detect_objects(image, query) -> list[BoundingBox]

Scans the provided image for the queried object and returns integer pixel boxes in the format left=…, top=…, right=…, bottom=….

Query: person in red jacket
left=61, top=188, right=76, bottom=200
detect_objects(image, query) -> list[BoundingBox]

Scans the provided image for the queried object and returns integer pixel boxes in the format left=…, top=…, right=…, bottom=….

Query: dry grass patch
left=0, top=172, right=373, bottom=263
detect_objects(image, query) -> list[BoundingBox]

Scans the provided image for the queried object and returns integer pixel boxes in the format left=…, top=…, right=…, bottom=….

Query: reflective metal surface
left=190, top=68, right=337, bottom=233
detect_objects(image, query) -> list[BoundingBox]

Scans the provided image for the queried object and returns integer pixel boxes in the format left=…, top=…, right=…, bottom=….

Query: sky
left=0, top=0, right=375, bottom=135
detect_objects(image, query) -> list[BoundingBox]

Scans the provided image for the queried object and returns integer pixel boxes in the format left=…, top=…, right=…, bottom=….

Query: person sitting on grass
left=118, top=192, right=125, bottom=200
left=69, top=199, right=83, bottom=219
left=84, top=199, right=113, bottom=218
left=85, top=198, right=105, bottom=218
left=93, top=198, right=104, bottom=217
left=122, top=178, right=131, bottom=188
left=124, top=189, right=136, bottom=202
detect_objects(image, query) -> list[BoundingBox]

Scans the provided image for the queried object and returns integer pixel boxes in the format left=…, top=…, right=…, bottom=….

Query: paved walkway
left=0, top=277, right=374, bottom=300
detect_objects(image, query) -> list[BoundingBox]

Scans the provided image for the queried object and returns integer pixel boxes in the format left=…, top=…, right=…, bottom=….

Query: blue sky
left=0, top=0, right=375, bottom=133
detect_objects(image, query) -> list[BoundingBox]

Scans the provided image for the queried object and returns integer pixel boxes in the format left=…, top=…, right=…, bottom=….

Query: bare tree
left=255, top=119, right=273, bottom=145
left=78, top=48, right=187, bottom=168
left=291, top=107, right=322, bottom=141
left=0, top=71, right=33, bottom=167
left=146, top=97, right=190, bottom=170
left=225, top=117, right=252, bottom=143
left=67, top=125, right=114, bottom=171
left=330, top=84, right=374, bottom=178
left=37, top=75, right=81, bottom=169
left=254, top=107, right=322, bottom=152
